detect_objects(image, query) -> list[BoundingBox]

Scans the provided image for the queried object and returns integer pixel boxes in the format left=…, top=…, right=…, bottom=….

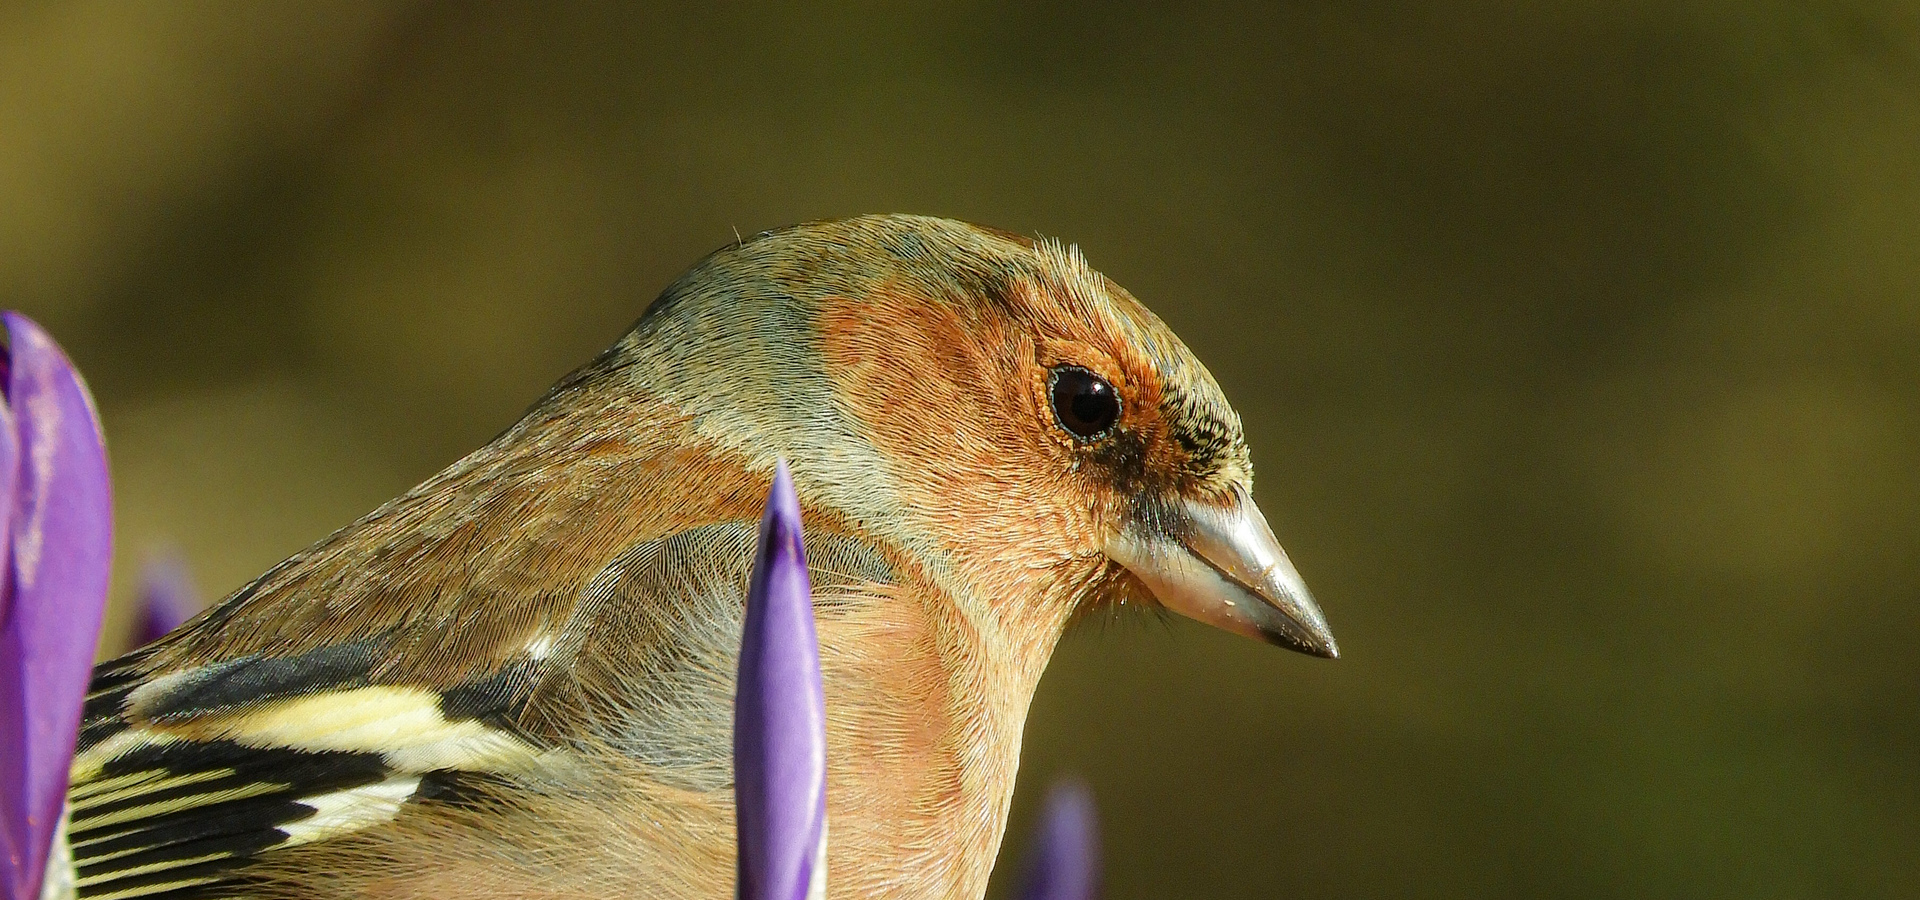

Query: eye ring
left=1048, top=366, right=1122, bottom=440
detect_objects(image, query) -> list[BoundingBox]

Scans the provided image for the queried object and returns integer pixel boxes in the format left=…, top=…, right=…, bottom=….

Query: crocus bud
left=1017, top=781, right=1101, bottom=900
left=0, top=313, right=112, bottom=900
left=734, top=460, right=827, bottom=900
left=133, top=553, right=198, bottom=647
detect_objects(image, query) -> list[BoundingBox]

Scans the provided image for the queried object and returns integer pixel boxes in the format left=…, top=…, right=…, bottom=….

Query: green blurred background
left=7, top=2, right=1917, bottom=896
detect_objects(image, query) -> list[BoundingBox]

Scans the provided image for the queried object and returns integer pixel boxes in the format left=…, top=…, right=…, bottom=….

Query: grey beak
left=1106, top=487, right=1337, bottom=658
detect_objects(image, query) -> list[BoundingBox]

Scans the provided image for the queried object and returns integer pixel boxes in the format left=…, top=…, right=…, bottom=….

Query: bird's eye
left=1048, top=366, right=1121, bottom=439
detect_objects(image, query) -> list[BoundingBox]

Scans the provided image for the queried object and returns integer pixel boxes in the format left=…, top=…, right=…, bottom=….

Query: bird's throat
left=815, top=587, right=1050, bottom=900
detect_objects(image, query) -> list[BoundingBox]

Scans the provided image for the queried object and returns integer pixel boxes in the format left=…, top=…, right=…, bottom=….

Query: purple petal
left=134, top=552, right=199, bottom=647
left=0, top=312, right=113, bottom=900
left=734, top=460, right=826, bottom=900
left=1017, top=781, right=1102, bottom=900
left=0, top=334, right=18, bottom=899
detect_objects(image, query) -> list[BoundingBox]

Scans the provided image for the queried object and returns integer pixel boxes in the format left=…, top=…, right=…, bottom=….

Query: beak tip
left=1260, top=587, right=1338, bottom=659
left=1265, top=624, right=1338, bottom=659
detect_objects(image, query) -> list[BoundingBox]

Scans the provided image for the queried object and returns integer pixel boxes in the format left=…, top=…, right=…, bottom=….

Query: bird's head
left=609, top=214, right=1335, bottom=661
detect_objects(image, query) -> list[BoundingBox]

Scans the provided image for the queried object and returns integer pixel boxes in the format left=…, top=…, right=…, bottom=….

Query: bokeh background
left=7, top=2, right=1917, bottom=896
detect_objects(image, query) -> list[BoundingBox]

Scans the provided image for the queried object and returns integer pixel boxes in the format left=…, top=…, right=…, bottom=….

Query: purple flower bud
left=1017, top=781, right=1101, bottom=900
left=0, top=313, right=113, bottom=900
left=734, top=461, right=827, bottom=900
left=133, top=553, right=198, bottom=647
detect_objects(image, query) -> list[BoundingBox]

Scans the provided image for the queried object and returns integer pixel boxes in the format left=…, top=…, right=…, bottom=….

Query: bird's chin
left=1105, top=488, right=1337, bottom=659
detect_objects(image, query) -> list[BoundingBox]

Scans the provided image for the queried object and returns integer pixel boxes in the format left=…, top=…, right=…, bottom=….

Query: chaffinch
left=63, top=214, right=1334, bottom=900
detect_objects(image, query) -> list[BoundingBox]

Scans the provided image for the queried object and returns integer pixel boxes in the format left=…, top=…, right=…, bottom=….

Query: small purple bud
left=1017, top=781, right=1101, bottom=900
left=134, top=553, right=199, bottom=647
left=0, top=312, right=113, bottom=900
left=734, top=461, right=827, bottom=900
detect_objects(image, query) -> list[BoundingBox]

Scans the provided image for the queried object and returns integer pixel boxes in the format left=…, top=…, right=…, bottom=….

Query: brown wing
left=65, top=518, right=895, bottom=900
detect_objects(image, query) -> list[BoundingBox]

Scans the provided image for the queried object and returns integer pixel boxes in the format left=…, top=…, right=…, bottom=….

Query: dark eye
left=1048, top=366, right=1121, bottom=439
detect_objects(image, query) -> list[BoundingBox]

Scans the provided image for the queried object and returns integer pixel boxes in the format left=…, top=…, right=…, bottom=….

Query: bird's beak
left=1106, top=487, right=1337, bottom=658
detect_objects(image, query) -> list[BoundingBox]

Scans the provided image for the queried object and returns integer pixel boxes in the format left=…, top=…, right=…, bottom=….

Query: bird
left=61, top=214, right=1335, bottom=900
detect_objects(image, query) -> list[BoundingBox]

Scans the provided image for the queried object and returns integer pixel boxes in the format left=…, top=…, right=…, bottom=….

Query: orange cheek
left=816, top=289, right=1102, bottom=612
